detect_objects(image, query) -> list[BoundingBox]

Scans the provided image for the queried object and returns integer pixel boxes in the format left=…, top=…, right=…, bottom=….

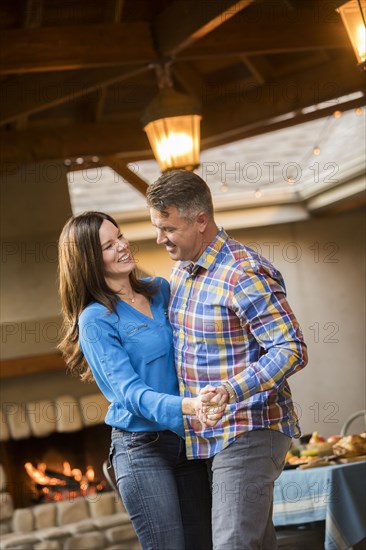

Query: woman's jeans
left=110, top=428, right=212, bottom=550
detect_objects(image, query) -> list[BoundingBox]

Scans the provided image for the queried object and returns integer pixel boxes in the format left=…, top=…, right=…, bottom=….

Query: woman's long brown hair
left=58, top=211, right=156, bottom=382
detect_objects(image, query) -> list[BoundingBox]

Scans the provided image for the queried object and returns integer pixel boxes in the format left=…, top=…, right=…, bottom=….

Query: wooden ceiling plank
left=0, top=22, right=154, bottom=75
left=103, top=157, right=149, bottom=195
left=172, top=61, right=204, bottom=102
left=179, top=8, right=350, bottom=58
left=0, top=66, right=149, bottom=126
left=153, top=0, right=255, bottom=56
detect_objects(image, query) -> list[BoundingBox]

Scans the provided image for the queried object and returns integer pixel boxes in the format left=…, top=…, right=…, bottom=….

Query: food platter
left=285, top=432, right=366, bottom=470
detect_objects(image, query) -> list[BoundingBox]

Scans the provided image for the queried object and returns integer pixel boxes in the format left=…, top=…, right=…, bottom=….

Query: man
left=147, top=170, right=308, bottom=550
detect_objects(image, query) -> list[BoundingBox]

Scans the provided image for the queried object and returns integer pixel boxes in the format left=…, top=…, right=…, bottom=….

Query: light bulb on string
left=287, top=175, right=295, bottom=185
left=221, top=183, right=229, bottom=193
left=333, top=110, right=342, bottom=119
left=313, top=146, right=321, bottom=156
left=254, top=189, right=262, bottom=198
left=355, top=107, right=363, bottom=116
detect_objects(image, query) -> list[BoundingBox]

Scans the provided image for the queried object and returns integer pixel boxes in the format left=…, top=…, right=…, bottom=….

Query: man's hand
left=200, top=385, right=229, bottom=408
left=198, top=385, right=228, bottom=427
left=182, top=387, right=227, bottom=428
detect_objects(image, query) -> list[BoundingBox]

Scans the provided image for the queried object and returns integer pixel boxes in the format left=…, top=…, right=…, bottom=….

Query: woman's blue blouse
left=78, top=277, right=184, bottom=437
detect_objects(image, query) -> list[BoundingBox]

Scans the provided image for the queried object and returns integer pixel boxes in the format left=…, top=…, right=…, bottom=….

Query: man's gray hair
left=146, top=170, right=214, bottom=221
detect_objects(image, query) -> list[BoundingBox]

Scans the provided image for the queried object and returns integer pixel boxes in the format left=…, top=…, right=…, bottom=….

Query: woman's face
left=99, top=220, right=135, bottom=279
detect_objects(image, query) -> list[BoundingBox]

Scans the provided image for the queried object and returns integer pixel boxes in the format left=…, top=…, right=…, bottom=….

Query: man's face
left=150, top=206, right=205, bottom=262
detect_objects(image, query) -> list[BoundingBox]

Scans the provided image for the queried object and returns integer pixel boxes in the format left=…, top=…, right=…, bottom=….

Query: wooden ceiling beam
left=0, top=120, right=151, bottom=166
left=153, top=0, right=255, bottom=56
left=1, top=56, right=363, bottom=167
left=0, top=66, right=149, bottom=126
left=0, top=22, right=154, bottom=75
left=201, top=97, right=366, bottom=150
left=240, top=55, right=266, bottom=85
left=103, top=157, right=149, bottom=195
left=179, top=7, right=350, bottom=58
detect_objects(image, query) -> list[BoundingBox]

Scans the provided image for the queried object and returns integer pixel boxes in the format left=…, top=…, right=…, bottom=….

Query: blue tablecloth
left=273, top=461, right=366, bottom=550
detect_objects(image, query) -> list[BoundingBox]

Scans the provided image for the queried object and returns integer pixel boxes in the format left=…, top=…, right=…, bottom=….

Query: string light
left=221, top=183, right=229, bottom=193
left=333, top=110, right=342, bottom=118
left=254, top=189, right=262, bottom=198
left=287, top=176, right=296, bottom=185
left=355, top=107, right=363, bottom=116
left=313, top=146, right=321, bottom=155
left=63, top=156, right=100, bottom=168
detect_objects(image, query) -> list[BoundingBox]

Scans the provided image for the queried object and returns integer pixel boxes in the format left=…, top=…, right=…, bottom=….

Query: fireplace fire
left=24, top=460, right=106, bottom=503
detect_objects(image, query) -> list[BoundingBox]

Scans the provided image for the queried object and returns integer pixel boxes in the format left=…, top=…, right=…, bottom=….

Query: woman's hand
left=182, top=387, right=227, bottom=428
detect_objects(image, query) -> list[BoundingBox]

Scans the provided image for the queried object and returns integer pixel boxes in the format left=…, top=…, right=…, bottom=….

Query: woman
left=58, top=211, right=218, bottom=550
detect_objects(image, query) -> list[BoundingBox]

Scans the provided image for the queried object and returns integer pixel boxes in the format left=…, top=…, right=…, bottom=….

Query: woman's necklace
left=118, top=290, right=135, bottom=303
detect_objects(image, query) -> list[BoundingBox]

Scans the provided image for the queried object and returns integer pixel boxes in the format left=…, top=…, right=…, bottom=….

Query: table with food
left=274, top=431, right=366, bottom=550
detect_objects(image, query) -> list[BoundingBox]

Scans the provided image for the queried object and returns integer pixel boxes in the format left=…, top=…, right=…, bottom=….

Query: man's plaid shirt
left=169, top=228, right=308, bottom=459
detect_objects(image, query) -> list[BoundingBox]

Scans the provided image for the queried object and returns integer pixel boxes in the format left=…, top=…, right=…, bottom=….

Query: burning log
left=24, top=460, right=106, bottom=503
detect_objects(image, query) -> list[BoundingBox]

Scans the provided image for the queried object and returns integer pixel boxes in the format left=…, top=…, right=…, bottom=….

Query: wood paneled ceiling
left=0, top=0, right=365, bottom=192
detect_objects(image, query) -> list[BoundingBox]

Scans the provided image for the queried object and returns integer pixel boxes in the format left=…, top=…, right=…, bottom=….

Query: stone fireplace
left=0, top=389, right=140, bottom=549
left=0, top=392, right=111, bottom=509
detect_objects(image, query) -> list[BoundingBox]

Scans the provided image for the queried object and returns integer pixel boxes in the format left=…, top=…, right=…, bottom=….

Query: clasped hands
left=184, top=385, right=229, bottom=428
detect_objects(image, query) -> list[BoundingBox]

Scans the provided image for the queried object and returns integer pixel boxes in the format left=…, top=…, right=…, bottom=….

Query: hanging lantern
left=337, top=0, right=366, bottom=69
left=142, top=87, right=202, bottom=173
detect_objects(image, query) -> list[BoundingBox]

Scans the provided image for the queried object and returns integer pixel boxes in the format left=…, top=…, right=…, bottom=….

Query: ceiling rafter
left=152, top=0, right=255, bottom=56
left=103, top=157, right=149, bottom=196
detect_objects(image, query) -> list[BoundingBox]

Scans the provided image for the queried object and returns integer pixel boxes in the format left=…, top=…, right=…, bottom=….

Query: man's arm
left=226, top=266, right=308, bottom=403
left=201, top=266, right=307, bottom=405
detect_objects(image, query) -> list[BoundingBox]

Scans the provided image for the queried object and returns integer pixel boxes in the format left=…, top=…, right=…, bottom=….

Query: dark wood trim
left=0, top=352, right=66, bottom=379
